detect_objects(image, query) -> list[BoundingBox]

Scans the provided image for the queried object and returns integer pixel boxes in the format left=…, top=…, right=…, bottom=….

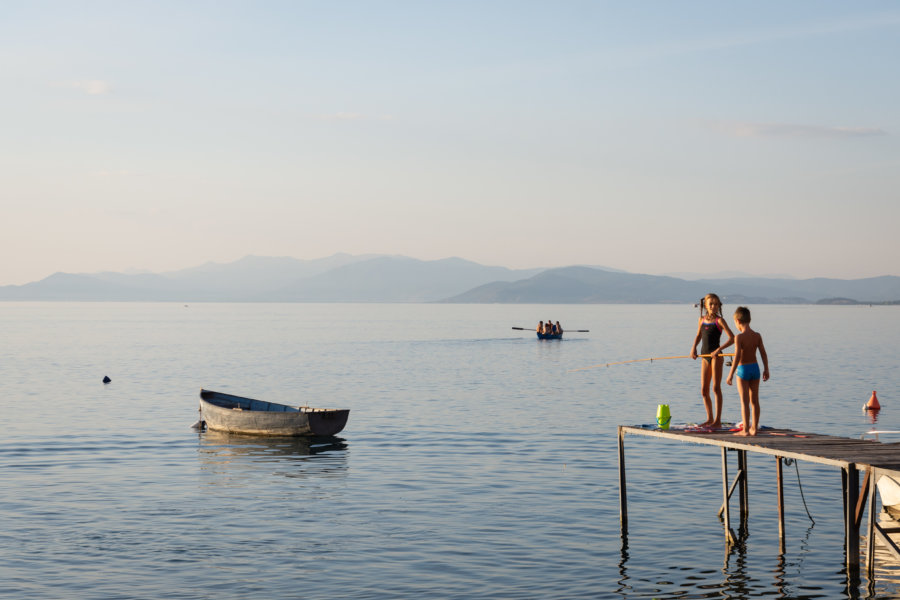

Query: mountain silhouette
left=1, top=255, right=898, bottom=304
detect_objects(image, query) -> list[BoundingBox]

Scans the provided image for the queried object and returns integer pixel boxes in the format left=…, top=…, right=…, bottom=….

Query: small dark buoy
left=103, top=375, right=111, bottom=384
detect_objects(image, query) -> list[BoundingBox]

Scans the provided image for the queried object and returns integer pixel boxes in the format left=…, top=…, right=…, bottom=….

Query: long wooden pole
left=618, top=426, right=628, bottom=532
left=512, top=327, right=590, bottom=332
left=569, top=353, right=735, bottom=372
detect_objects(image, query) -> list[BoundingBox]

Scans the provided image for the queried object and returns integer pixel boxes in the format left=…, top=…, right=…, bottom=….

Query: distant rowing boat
left=198, top=389, right=349, bottom=436
left=511, top=326, right=588, bottom=340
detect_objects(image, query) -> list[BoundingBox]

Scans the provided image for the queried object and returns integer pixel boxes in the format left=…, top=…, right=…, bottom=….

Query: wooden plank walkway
left=617, top=424, right=900, bottom=584
left=620, top=425, right=900, bottom=469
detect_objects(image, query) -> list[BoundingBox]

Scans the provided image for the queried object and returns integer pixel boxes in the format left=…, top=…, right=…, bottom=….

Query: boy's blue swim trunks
left=736, top=363, right=761, bottom=380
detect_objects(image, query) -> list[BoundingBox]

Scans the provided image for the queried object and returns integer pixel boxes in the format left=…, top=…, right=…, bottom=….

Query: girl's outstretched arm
left=726, top=334, right=742, bottom=385
left=690, top=318, right=703, bottom=359
left=715, top=317, right=735, bottom=355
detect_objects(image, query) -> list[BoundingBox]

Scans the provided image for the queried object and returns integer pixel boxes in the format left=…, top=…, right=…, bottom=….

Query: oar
left=512, top=327, right=590, bottom=332
left=569, top=353, right=735, bottom=372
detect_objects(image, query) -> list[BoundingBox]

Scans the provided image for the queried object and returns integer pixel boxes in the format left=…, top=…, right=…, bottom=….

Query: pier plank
left=619, top=426, right=900, bottom=471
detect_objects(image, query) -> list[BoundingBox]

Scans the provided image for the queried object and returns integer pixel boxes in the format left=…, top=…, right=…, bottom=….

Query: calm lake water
left=2, top=302, right=900, bottom=599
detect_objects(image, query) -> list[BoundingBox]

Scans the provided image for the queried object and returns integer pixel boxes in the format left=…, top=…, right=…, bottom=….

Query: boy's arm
left=759, top=335, right=769, bottom=381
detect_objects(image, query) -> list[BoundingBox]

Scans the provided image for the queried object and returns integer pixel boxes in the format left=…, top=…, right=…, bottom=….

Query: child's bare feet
left=711, top=421, right=721, bottom=430
left=733, top=431, right=749, bottom=436
left=748, top=428, right=758, bottom=436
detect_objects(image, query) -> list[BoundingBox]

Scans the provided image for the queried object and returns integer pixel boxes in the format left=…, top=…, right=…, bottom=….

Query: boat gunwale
left=199, top=389, right=347, bottom=413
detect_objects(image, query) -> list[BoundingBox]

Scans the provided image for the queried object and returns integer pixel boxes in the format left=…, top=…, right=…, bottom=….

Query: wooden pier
left=617, top=425, right=900, bottom=581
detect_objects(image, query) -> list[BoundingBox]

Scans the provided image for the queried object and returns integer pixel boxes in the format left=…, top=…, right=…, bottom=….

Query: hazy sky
left=2, top=1, right=898, bottom=285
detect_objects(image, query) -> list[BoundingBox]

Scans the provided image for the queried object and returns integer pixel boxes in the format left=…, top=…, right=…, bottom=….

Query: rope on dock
left=785, top=458, right=816, bottom=524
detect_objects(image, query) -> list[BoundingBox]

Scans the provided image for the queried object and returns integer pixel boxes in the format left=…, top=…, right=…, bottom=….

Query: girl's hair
left=700, top=293, right=723, bottom=319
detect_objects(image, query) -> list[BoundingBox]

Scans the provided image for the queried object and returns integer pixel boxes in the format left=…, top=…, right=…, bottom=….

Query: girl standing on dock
left=690, top=293, right=735, bottom=429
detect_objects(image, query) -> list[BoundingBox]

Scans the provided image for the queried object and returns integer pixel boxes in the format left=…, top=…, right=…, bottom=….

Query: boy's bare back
left=735, top=327, right=769, bottom=380
left=735, top=330, right=760, bottom=363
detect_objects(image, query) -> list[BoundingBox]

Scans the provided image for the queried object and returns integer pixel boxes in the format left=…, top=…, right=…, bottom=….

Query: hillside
left=443, top=267, right=900, bottom=304
left=1, top=256, right=898, bottom=304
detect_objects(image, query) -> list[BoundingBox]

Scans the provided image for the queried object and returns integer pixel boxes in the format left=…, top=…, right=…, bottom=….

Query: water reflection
left=865, top=406, right=880, bottom=426
left=860, top=512, right=900, bottom=599
left=616, top=533, right=630, bottom=597
left=615, top=520, right=835, bottom=599
left=197, top=430, right=348, bottom=479
left=722, top=520, right=752, bottom=599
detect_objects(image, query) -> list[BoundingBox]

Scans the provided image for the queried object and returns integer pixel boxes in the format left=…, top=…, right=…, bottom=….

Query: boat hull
left=879, top=474, right=900, bottom=509
left=537, top=332, right=563, bottom=340
left=199, top=389, right=349, bottom=436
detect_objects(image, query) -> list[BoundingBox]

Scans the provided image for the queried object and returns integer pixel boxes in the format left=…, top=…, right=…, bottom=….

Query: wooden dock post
left=738, top=450, right=749, bottom=518
left=721, top=448, right=736, bottom=544
left=867, top=467, right=877, bottom=577
left=618, top=426, right=627, bottom=532
left=776, top=456, right=785, bottom=552
left=845, top=464, right=860, bottom=578
left=718, top=451, right=746, bottom=519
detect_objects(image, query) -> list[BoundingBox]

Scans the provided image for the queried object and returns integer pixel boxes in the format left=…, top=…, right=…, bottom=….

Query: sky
left=2, top=1, right=899, bottom=285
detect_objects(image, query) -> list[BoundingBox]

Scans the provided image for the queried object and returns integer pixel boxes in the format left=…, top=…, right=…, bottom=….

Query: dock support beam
left=718, top=450, right=748, bottom=521
left=738, top=450, right=749, bottom=518
left=618, top=426, right=627, bottom=532
left=721, top=448, right=736, bottom=544
left=776, top=457, right=785, bottom=552
left=845, top=464, right=860, bottom=578
left=855, top=469, right=871, bottom=532
left=867, top=467, right=877, bottom=578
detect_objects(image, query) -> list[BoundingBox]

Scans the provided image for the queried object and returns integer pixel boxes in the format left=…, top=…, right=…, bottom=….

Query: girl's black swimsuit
left=700, top=318, right=722, bottom=360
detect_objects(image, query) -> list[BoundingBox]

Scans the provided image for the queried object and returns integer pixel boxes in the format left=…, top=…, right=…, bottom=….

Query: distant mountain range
left=444, top=266, right=900, bottom=304
left=1, top=254, right=898, bottom=304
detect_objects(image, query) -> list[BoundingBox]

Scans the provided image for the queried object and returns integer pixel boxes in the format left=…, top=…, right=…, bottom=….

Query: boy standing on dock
left=725, top=306, right=769, bottom=436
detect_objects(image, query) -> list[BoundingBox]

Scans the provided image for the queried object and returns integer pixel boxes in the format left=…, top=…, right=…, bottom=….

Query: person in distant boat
left=547, top=319, right=555, bottom=334
left=555, top=321, right=563, bottom=335
left=690, top=293, right=735, bottom=429
left=726, top=306, right=769, bottom=437
left=537, top=321, right=545, bottom=334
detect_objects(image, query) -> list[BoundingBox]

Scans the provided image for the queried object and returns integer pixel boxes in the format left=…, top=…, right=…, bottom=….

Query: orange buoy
left=865, top=391, right=881, bottom=411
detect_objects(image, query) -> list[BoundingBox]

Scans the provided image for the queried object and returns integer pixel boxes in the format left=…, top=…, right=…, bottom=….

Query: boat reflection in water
left=197, top=430, right=348, bottom=481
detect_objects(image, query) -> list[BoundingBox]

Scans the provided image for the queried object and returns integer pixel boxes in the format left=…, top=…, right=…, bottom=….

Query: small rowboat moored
left=198, top=389, right=349, bottom=436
